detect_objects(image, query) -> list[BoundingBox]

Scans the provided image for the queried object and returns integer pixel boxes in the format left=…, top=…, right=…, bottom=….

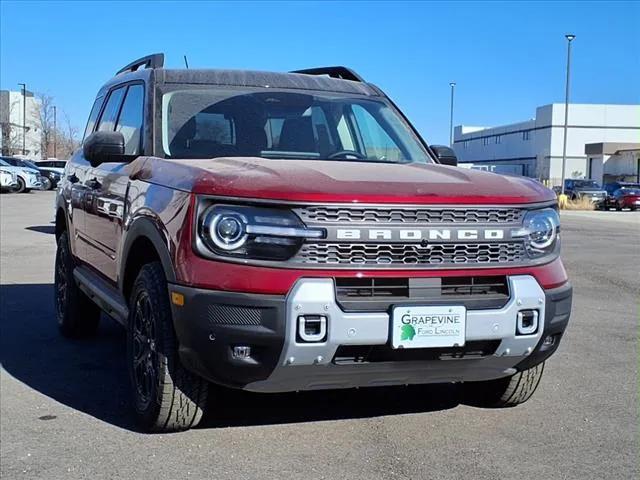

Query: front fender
left=118, top=216, right=178, bottom=292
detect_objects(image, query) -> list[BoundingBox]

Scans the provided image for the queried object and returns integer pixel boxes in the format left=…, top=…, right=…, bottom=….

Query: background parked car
left=563, top=179, right=607, bottom=203
left=0, top=168, right=18, bottom=192
left=24, top=160, right=62, bottom=190
left=0, top=157, right=42, bottom=193
left=36, top=159, right=67, bottom=175
left=603, top=182, right=640, bottom=211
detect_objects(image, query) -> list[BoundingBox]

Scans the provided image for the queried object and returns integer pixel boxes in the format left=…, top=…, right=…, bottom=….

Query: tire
left=54, top=231, right=101, bottom=337
left=127, top=261, right=208, bottom=432
left=615, top=202, right=623, bottom=211
left=463, top=362, right=545, bottom=408
left=12, top=177, right=26, bottom=193
left=41, top=177, right=52, bottom=191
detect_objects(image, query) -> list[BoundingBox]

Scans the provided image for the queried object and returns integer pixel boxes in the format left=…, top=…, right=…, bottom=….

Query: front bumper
left=578, top=192, right=606, bottom=202
left=23, top=175, right=42, bottom=189
left=171, top=276, right=572, bottom=392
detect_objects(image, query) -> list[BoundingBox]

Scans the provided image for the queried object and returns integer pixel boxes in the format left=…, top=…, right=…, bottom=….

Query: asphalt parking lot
left=1, top=190, right=638, bottom=480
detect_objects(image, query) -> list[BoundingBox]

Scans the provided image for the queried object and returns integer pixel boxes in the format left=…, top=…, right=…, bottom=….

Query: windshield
left=0, top=157, right=33, bottom=169
left=161, top=88, right=431, bottom=163
left=573, top=180, right=601, bottom=189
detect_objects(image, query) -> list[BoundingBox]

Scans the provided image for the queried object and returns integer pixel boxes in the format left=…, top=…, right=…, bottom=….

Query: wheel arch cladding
left=120, top=217, right=177, bottom=300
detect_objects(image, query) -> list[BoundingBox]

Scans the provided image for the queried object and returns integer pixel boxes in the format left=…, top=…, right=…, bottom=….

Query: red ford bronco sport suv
left=54, top=54, right=572, bottom=432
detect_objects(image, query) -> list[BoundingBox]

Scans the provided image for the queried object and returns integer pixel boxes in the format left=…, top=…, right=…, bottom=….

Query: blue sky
left=1, top=0, right=638, bottom=143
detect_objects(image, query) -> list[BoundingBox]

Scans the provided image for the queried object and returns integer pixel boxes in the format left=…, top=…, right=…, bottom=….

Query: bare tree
left=37, top=92, right=55, bottom=159
left=34, top=92, right=79, bottom=159
left=55, top=111, right=80, bottom=159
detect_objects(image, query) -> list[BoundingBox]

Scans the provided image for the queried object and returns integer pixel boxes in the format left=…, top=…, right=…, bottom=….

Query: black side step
left=73, top=266, right=129, bottom=325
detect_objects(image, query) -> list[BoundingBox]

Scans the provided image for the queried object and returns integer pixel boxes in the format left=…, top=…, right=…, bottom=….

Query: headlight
left=514, top=208, right=560, bottom=257
left=197, top=204, right=324, bottom=261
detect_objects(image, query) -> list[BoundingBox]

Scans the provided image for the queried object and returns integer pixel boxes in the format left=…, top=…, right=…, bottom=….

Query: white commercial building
left=452, top=103, right=640, bottom=186
left=0, top=89, right=42, bottom=159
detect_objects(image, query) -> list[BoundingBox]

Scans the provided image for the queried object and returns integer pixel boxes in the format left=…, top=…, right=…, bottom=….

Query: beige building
left=0, top=89, right=42, bottom=159
left=453, top=103, right=640, bottom=186
left=585, top=142, right=640, bottom=184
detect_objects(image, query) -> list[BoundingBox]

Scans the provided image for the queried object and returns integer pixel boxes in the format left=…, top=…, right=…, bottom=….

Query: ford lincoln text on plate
left=54, top=54, right=572, bottom=432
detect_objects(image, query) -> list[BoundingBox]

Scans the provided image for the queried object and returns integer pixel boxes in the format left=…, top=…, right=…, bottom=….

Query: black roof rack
left=290, top=66, right=364, bottom=82
left=116, top=53, right=165, bottom=76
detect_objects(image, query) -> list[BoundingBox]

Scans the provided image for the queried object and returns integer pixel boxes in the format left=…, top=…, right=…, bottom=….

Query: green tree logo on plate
left=401, top=324, right=416, bottom=341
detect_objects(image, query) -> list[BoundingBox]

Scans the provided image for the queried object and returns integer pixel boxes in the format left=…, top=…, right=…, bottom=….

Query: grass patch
left=561, top=196, right=596, bottom=211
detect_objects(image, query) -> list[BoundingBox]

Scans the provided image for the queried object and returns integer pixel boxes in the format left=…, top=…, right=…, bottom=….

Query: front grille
left=333, top=341, right=501, bottom=364
left=336, top=278, right=410, bottom=299
left=294, top=242, right=525, bottom=266
left=335, top=276, right=510, bottom=311
left=295, top=206, right=523, bottom=224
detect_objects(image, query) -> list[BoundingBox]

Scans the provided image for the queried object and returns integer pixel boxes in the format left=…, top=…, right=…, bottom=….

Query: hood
left=138, top=157, right=556, bottom=205
left=575, top=188, right=606, bottom=194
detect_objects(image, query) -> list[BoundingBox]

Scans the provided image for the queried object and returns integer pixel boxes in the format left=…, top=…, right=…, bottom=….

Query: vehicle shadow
left=0, top=283, right=461, bottom=433
left=25, top=225, right=56, bottom=235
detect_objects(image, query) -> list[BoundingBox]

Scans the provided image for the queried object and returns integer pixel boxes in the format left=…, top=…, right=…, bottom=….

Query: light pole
left=18, top=83, right=26, bottom=155
left=560, top=34, right=575, bottom=195
left=53, top=105, right=57, bottom=158
left=449, top=82, right=456, bottom=146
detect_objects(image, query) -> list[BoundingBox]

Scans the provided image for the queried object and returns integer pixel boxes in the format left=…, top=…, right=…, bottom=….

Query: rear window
left=161, top=88, right=430, bottom=164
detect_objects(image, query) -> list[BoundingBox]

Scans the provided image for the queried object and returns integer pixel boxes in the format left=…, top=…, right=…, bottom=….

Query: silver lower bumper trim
left=245, top=275, right=546, bottom=392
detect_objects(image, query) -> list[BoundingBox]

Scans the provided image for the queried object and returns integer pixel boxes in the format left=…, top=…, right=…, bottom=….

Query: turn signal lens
left=171, top=292, right=185, bottom=306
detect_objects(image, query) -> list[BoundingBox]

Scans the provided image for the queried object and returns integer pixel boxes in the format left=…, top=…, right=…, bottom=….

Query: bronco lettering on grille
left=335, top=228, right=507, bottom=242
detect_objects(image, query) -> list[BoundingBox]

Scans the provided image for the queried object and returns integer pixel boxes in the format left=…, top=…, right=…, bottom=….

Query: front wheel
left=127, top=261, right=208, bottom=432
left=463, top=362, right=545, bottom=408
left=12, top=177, right=26, bottom=193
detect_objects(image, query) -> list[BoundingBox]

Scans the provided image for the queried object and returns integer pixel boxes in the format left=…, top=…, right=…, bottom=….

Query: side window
left=336, top=115, right=355, bottom=151
left=351, top=104, right=403, bottom=161
left=82, top=97, right=104, bottom=141
left=115, top=84, right=144, bottom=155
left=97, top=87, right=126, bottom=133
left=265, top=118, right=284, bottom=148
left=194, top=112, right=233, bottom=145
left=309, top=106, right=335, bottom=154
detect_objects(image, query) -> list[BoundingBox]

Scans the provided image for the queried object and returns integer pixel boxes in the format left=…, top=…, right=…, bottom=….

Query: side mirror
left=431, top=145, right=458, bottom=166
left=83, top=131, right=125, bottom=167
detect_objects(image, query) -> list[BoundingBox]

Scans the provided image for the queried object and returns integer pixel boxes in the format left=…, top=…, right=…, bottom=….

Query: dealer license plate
left=391, top=305, right=466, bottom=349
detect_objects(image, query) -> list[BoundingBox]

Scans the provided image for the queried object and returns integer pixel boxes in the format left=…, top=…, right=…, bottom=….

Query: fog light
left=516, top=310, right=539, bottom=335
left=542, top=335, right=555, bottom=347
left=297, top=315, right=327, bottom=342
left=232, top=346, right=251, bottom=359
